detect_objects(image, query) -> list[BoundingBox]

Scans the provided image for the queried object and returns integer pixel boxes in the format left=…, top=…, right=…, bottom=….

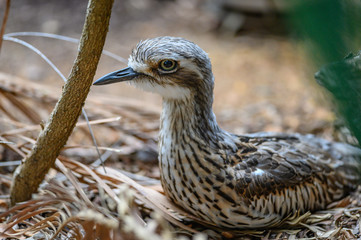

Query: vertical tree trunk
left=10, top=0, right=114, bottom=205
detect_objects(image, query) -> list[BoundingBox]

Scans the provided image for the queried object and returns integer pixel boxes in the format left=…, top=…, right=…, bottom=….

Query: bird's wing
left=231, top=133, right=361, bottom=199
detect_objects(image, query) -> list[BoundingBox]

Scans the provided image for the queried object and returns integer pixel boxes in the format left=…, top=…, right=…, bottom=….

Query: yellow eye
left=159, top=59, right=177, bottom=72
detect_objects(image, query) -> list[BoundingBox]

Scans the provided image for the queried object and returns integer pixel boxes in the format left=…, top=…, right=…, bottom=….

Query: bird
left=94, top=36, right=361, bottom=229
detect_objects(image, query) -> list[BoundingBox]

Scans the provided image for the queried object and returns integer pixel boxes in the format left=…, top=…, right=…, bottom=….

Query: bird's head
left=94, top=36, right=214, bottom=100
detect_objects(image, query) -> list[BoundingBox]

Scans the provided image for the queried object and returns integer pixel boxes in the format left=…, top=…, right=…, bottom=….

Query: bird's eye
left=159, top=60, right=177, bottom=72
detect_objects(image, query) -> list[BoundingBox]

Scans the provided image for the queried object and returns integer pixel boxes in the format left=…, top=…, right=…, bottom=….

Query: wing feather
left=232, top=133, right=361, bottom=199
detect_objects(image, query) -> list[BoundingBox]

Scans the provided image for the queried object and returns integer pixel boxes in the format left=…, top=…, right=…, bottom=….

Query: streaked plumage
left=94, top=36, right=361, bottom=229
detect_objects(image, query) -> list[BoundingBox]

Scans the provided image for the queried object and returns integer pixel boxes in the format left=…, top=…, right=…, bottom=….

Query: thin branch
left=3, top=36, right=67, bottom=81
left=4, top=32, right=127, bottom=63
left=0, top=0, right=10, bottom=52
left=10, top=0, right=114, bottom=205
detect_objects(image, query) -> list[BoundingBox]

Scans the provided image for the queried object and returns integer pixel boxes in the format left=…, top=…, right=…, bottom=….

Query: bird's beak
left=93, top=67, right=139, bottom=85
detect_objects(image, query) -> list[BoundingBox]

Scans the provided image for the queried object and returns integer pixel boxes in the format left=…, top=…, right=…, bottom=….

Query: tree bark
left=10, top=0, right=114, bottom=205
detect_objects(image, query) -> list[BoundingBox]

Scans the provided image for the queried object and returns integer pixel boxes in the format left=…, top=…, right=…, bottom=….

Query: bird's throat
left=160, top=97, right=222, bottom=145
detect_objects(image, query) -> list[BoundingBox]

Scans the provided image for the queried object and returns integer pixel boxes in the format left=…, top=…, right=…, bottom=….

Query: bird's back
left=233, top=132, right=361, bottom=196
left=222, top=132, right=361, bottom=228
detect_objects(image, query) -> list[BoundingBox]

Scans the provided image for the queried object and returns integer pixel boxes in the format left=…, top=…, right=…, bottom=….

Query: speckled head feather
left=127, top=36, right=214, bottom=100
left=131, top=36, right=210, bottom=66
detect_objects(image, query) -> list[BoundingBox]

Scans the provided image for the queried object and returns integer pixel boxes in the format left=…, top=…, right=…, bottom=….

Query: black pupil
left=163, top=60, right=174, bottom=69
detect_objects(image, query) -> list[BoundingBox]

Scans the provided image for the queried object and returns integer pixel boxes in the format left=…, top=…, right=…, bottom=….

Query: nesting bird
left=94, top=37, right=361, bottom=229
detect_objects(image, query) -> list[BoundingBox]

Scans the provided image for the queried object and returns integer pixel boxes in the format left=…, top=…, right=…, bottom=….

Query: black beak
left=93, top=67, right=140, bottom=85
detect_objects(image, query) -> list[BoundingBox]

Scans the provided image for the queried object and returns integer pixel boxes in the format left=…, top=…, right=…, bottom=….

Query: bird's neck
left=160, top=93, right=223, bottom=144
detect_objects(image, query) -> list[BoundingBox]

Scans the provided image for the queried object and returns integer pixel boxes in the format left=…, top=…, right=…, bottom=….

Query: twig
left=10, top=0, right=114, bottom=205
left=4, top=32, right=127, bottom=63
left=0, top=0, right=10, bottom=52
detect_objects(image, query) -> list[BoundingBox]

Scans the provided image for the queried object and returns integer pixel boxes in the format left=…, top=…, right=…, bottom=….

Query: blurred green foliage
left=287, top=0, right=361, bottom=146
left=315, top=53, right=361, bottom=145
left=288, top=0, right=361, bottom=65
